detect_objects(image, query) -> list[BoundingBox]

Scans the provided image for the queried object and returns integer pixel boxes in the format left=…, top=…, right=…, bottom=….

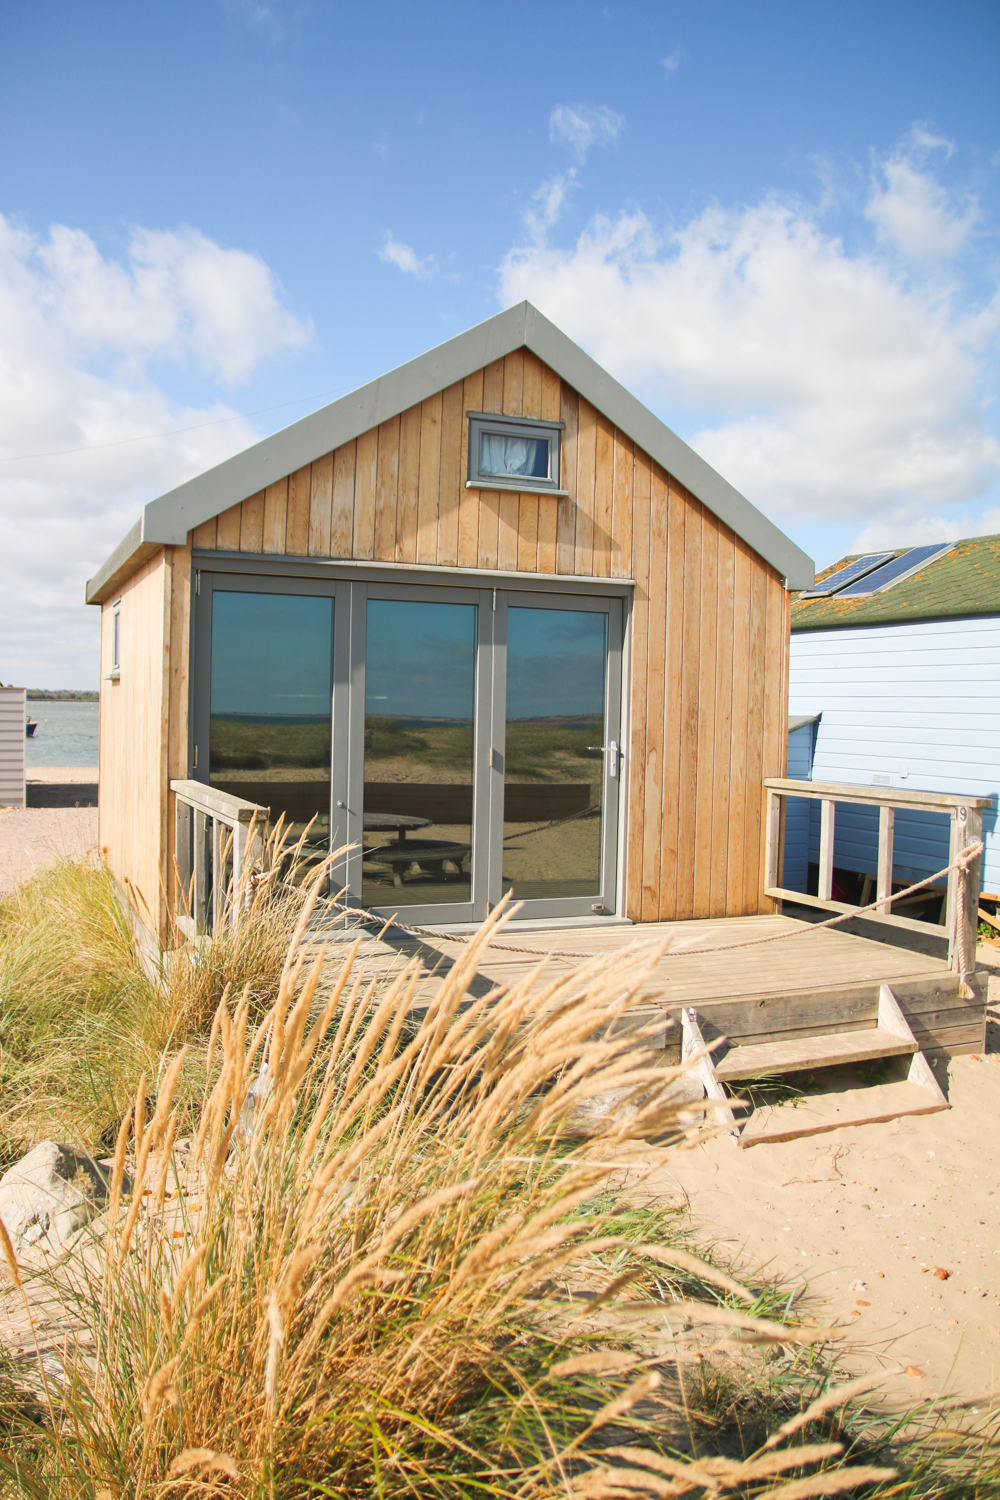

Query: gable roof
left=791, top=533, right=1000, bottom=631
left=86, top=301, right=814, bottom=603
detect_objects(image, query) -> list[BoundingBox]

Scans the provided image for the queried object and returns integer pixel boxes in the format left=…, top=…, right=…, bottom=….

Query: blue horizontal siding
left=788, top=616, right=1000, bottom=894
left=782, top=724, right=815, bottom=893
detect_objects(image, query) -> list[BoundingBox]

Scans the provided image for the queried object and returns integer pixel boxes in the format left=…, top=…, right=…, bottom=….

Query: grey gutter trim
left=86, top=301, right=815, bottom=602
left=86, top=520, right=147, bottom=604
left=522, top=305, right=813, bottom=589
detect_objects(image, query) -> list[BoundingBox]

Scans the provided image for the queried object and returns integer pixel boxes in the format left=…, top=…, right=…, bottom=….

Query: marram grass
left=0, top=821, right=319, bottom=1163
left=0, top=871, right=916, bottom=1499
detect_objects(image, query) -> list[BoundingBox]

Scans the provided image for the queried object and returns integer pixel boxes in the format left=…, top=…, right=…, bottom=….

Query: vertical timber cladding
left=187, top=349, right=789, bottom=922
left=99, top=548, right=173, bottom=942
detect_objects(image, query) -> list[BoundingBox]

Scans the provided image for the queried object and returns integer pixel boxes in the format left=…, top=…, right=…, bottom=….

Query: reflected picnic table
left=362, top=813, right=470, bottom=890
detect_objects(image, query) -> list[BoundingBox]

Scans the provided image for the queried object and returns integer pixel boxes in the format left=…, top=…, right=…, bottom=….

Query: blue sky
left=1, top=0, right=998, bottom=686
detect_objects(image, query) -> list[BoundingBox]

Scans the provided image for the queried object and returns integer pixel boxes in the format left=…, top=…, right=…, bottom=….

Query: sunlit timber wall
left=104, top=348, right=790, bottom=940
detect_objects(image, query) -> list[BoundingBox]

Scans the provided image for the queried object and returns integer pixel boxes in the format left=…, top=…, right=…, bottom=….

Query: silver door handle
left=587, top=740, right=619, bottom=778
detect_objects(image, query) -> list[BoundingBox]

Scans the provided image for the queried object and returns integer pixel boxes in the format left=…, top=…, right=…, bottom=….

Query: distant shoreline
left=26, top=691, right=99, bottom=702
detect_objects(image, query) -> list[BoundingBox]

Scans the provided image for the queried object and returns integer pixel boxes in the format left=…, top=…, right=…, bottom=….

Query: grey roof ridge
left=86, top=300, right=814, bottom=603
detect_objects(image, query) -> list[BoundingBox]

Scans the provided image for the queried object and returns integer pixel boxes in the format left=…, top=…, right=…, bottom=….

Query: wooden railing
left=171, top=779, right=269, bottom=934
left=763, top=778, right=992, bottom=972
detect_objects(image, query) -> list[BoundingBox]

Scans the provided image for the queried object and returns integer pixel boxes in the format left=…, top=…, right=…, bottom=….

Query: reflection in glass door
left=362, top=598, right=477, bottom=909
left=209, top=590, right=333, bottom=867
left=501, top=606, right=610, bottom=903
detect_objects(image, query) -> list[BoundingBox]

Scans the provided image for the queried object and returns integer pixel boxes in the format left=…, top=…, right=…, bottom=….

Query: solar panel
left=799, top=552, right=894, bottom=598
left=836, top=542, right=954, bottom=597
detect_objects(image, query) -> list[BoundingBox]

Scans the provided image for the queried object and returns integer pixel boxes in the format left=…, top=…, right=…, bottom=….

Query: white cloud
left=548, top=104, right=624, bottom=163
left=852, top=504, right=1000, bottom=552
left=661, top=50, right=682, bottom=74
left=523, top=172, right=577, bottom=242
left=499, top=147, right=1000, bottom=530
left=866, top=134, right=979, bottom=261
left=0, top=215, right=312, bottom=686
left=377, top=235, right=438, bottom=281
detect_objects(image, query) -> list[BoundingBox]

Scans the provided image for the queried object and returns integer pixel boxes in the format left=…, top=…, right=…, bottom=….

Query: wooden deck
left=308, top=912, right=989, bottom=1063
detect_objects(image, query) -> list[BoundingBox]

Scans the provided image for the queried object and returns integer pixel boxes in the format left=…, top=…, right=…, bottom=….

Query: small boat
left=26, top=718, right=37, bottom=738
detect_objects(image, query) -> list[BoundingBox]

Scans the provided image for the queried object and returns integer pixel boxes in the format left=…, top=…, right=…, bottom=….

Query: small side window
left=111, top=600, right=121, bottom=678
left=467, top=413, right=564, bottom=493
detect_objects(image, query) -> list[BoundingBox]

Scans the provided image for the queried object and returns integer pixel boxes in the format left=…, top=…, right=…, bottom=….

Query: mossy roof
left=791, top=533, right=1000, bottom=632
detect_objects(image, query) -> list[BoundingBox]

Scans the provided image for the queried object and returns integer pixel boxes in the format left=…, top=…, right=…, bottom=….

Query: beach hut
left=87, top=302, right=813, bottom=945
left=785, top=535, right=1000, bottom=910
left=0, top=686, right=26, bottom=809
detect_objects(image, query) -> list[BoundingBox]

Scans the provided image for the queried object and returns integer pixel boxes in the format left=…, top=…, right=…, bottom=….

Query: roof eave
left=86, top=301, right=814, bottom=604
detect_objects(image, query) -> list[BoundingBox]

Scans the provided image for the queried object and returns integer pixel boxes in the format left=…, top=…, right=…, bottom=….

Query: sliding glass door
left=194, top=572, right=623, bottom=923
left=489, top=593, right=622, bottom=920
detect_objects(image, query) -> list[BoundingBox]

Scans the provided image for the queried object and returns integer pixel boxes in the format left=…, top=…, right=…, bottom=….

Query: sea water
left=25, top=701, right=99, bottom=768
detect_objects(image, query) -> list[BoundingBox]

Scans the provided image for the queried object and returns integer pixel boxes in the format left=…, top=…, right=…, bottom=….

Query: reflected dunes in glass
left=503, top=608, right=606, bottom=901
left=363, top=600, right=476, bottom=909
left=209, top=591, right=333, bottom=863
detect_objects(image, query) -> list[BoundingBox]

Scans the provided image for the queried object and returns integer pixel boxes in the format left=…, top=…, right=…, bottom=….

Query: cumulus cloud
left=866, top=131, right=979, bottom=261
left=377, top=235, right=439, bottom=280
left=549, top=104, right=624, bottom=163
left=499, top=139, right=1000, bottom=532
left=0, top=215, right=312, bottom=686
left=523, top=172, right=577, bottom=242
left=661, top=50, right=682, bottom=74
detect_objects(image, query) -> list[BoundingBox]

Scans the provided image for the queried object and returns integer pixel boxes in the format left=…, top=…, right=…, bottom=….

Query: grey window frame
left=489, top=591, right=623, bottom=922
left=190, top=570, right=343, bottom=859
left=467, top=411, right=565, bottom=495
left=190, top=553, right=629, bottom=925
left=110, top=599, right=121, bottom=678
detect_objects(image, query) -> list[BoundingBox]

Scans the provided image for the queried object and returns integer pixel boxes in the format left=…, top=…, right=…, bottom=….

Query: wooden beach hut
left=87, top=302, right=813, bottom=947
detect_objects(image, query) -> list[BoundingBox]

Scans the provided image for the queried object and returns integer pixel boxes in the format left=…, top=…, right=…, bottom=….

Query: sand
left=0, top=767, right=99, bottom=893
left=1, top=781, right=997, bottom=1417
left=645, top=996, right=1000, bottom=1414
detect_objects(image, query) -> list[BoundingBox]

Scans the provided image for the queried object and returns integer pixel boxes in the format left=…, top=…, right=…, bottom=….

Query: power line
left=0, top=384, right=352, bottom=463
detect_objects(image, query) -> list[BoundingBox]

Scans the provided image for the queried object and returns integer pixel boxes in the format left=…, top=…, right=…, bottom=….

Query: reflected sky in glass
left=366, top=600, right=476, bottom=720
left=211, top=592, right=332, bottom=718
left=506, top=608, right=606, bottom=720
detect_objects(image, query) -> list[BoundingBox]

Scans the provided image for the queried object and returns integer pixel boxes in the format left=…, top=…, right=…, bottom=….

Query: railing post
left=818, top=800, right=836, bottom=902
left=948, top=803, right=982, bottom=975
left=877, top=805, right=895, bottom=913
left=175, top=797, right=191, bottom=901
left=194, top=810, right=209, bottom=932
left=232, top=818, right=248, bottom=921
left=211, top=817, right=223, bottom=932
left=764, top=790, right=782, bottom=896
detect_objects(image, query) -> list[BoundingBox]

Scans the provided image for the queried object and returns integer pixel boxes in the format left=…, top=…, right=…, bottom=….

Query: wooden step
left=680, top=986, right=950, bottom=1148
left=739, top=1074, right=948, bottom=1147
left=714, top=1026, right=914, bottom=1081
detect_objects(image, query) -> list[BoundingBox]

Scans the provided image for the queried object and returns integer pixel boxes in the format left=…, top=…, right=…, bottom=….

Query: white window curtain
left=480, top=433, right=545, bottom=478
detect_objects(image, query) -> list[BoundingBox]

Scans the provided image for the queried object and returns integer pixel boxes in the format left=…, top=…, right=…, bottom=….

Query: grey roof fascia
left=521, top=305, right=813, bottom=589
left=788, top=713, right=821, bottom=732
left=85, top=520, right=158, bottom=605
left=86, top=300, right=814, bottom=603
left=142, top=303, right=530, bottom=549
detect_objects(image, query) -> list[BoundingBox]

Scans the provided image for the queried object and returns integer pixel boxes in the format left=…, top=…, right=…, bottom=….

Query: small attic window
left=111, top=599, right=121, bottom=679
left=467, top=413, right=564, bottom=493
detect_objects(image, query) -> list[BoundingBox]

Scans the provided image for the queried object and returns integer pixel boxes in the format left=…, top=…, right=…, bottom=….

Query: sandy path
left=0, top=768, right=99, bottom=893
left=647, top=1038, right=1000, bottom=1414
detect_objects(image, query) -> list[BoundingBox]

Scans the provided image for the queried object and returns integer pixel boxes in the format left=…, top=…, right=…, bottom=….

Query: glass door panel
left=209, top=590, right=333, bottom=867
left=502, top=606, right=609, bottom=902
left=362, top=598, right=477, bottom=909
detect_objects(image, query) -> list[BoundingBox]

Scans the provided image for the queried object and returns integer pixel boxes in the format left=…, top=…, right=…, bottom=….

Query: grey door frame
left=191, top=554, right=630, bottom=925
left=490, top=591, right=623, bottom=921
left=191, top=569, right=347, bottom=899
left=347, top=579, right=494, bottom=927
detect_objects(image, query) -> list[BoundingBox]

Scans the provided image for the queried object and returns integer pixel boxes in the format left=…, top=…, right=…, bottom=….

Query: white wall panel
left=0, top=687, right=26, bottom=808
left=789, top=617, right=1000, bottom=893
